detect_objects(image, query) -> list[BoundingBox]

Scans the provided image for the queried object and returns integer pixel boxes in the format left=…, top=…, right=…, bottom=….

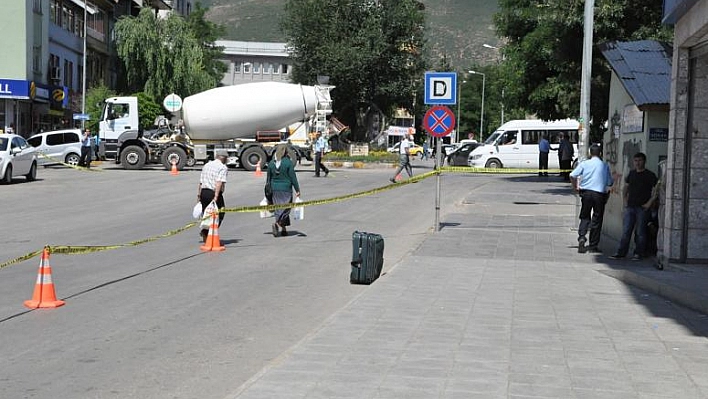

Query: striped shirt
left=200, top=159, right=228, bottom=191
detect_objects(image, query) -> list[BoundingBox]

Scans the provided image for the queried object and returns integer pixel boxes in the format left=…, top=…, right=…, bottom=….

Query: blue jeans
left=617, top=206, right=649, bottom=257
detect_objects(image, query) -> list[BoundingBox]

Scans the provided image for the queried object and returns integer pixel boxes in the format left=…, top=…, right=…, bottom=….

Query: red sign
left=423, top=106, right=455, bottom=138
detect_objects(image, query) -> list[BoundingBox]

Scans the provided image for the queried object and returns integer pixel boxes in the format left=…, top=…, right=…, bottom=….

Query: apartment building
left=217, top=40, right=292, bottom=86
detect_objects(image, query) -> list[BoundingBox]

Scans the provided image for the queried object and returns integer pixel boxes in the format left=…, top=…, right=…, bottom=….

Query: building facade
left=216, top=40, right=292, bottom=86
left=662, top=0, right=708, bottom=264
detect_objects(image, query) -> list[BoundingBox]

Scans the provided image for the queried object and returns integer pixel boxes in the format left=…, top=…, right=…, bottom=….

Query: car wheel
left=2, top=164, right=12, bottom=184
left=485, top=158, right=502, bottom=168
left=65, top=153, right=80, bottom=166
left=25, top=162, right=37, bottom=181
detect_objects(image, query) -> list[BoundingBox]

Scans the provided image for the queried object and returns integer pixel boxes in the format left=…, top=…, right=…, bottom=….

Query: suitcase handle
left=351, top=259, right=361, bottom=268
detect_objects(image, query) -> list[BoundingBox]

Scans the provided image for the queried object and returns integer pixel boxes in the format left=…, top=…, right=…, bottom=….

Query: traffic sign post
left=422, top=105, right=456, bottom=233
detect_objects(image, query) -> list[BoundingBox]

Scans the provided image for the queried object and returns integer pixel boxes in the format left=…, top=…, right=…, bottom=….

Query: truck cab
left=99, top=97, right=140, bottom=160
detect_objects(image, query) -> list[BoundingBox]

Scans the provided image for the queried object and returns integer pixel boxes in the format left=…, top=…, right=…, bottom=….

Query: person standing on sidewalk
left=79, top=128, right=92, bottom=168
left=558, top=132, right=574, bottom=181
left=390, top=134, right=413, bottom=183
left=538, top=133, right=550, bottom=176
left=570, top=144, right=614, bottom=253
left=197, top=150, right=228, bottom=243
left=610, top=152, right=658, bottom=261
left=313, top=130, right=329, bottom=177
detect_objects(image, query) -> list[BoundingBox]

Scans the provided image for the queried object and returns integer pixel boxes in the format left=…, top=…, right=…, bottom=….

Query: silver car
left=28, top=129, right=82, bottom=166
left=0, top=133, right=38, bottom=184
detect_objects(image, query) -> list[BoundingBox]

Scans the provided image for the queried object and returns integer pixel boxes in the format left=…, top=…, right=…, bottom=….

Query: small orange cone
left=200, top=212, right=225, bottom=252
left=254, top=161, right=263, bottom=177
left=395, top=173, right=402, bottom=181
left=170, top=160, right=179, bottom=176
left=24, top=247, right=65, bottom=309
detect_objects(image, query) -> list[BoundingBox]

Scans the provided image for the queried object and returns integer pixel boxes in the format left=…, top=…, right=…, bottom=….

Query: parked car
left=387, top=142, right=424, bottom=157
left=28, top=129, right=82, bottom=166
left=0, top=133, right=38, bottom=184
left=446, top=142, right=482, bottom=166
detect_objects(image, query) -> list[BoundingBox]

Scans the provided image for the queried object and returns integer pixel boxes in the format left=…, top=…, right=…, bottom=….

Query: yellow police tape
left=37, top=153, right=103, bottom=172
left=0, top=166, right=575, bottom=269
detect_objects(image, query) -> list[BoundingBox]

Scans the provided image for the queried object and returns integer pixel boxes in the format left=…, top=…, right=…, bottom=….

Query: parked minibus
left=467, top=119, right=579, bottom=169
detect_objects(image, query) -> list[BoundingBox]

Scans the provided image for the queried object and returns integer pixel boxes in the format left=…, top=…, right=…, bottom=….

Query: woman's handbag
left=264, top=182, right=273, bottom=204
left=293, top=197, right=304, bottom=221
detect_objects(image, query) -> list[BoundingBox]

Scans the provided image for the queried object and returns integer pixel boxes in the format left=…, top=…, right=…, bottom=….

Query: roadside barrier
left=0, top=166, right=574, bottom=270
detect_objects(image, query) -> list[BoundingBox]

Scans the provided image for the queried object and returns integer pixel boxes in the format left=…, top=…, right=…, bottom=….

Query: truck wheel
left=121, top=145, right=146, bottom=170
left=186, top=155, right=197, bottom=167
left=240, top=147, right=266, bottom=171
left=161, top=146, right=187, bottom=170
left=485, top=158, right=502, bottom=168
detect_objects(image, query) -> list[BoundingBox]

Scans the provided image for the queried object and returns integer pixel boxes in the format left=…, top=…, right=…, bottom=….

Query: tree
left=281, top=0, right=427, bottom=141
left=186, top=3, right=227, bottom=84
left=494, top=0, right=672, bottom=138
left=114, top=8, right=224, bottom=101
left=85, top=84, right=116, bottom=132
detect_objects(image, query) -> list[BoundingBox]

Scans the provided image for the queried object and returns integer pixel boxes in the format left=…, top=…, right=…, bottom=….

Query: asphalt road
left=0, top=161, right=478, bottom=399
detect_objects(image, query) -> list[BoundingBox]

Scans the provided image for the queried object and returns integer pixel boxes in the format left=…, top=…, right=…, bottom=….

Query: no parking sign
left=423, top=106, right=455, bottom=138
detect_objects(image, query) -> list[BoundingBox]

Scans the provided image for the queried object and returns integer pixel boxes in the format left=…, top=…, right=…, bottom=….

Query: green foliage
left=85, top=84, right=116, bottom=132
left=133, top=92, right=164, bottom=130
left=281, top=0, right=427, bottom=140
left=187, top=3, right=228, bottom=84
left=326, top=150, right=398, bottom=163
left=494, top=0, right=672, bottom=138
left=114, top=8, right=224, bottom=100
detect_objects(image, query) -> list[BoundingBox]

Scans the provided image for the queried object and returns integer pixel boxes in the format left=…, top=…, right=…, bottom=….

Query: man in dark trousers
left=538, top=133, right=550, bottom=176
left=610, top=152, right=658, bottom=260
left=313, top=130, right=329, bottom=177
left=558, top=132, right=574, bottom=181
left=570, top=144, right=614, bottom=253
left=79, top=128, right=92, bottom=168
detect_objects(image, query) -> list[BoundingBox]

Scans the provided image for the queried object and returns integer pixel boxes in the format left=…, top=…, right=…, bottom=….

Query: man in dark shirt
left=610, top=152, right=658, bottom=260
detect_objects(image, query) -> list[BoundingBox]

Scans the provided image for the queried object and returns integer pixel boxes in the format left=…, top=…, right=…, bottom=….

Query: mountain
left=199, top=0, right=500, bottom=68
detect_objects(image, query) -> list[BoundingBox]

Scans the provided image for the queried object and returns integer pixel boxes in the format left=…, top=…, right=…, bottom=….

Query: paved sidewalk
left=228, top=174, right=708, bottom=399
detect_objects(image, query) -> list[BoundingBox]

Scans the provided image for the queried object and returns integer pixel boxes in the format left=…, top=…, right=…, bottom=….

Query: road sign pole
left=435, top=138, right=442, bottom=232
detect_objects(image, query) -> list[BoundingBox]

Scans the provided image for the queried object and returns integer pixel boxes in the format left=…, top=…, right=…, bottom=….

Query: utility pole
left=81, top=1, right=88, bottom=131
left=579, top=0, right=594, bottom=163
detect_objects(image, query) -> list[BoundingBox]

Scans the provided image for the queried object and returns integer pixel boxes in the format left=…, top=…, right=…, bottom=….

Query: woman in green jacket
left=267, top=144, right=300, bottom=237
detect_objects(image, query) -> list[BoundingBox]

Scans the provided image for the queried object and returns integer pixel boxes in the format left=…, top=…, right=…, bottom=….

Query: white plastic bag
left=293, top=197, right=304, bottom=221
left=200, top=201, right=217, bottom=229
left=192, top=202, right=202, bottom=220
left=259, top=197, right=273, bottom=218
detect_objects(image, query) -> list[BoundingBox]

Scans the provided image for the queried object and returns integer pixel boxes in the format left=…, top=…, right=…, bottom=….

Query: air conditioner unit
left=50, top=67, right=61, bottom=81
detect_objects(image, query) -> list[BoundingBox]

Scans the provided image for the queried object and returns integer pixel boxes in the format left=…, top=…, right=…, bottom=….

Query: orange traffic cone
left=24, top=247, right=65, bottom=309
left=395, top=173, right=402, bottom=181
left=254, top=161, right=263, bottom=177
left=200, top=211, right=225, bottom=252
left=170, top=160, right=179, bottom=176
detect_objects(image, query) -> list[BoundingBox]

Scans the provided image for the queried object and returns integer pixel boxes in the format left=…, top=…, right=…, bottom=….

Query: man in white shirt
left=197, top=150, right=228, bottom=242
left=390, top=134, right=414, bottom=183
left=313, top=130, right=330, bottom=177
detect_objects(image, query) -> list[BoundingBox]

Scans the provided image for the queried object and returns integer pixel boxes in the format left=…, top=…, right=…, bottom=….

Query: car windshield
left=484, top=131, right=502, bottom=145
left=0, top=137, right=8, bottom=151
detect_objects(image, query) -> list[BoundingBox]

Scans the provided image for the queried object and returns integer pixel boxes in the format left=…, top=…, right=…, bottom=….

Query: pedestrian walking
left=570, top=144, right=614, bottom=253
left=79, top=128, right=92, bottom=168
left=390, top=134, right=413, bottom=183
left=197, top=150, right=228, bottom=243
left=422, top=141, right=429, bottom=160
left=558, top=132, right=574, bottom=181
left=313, top=130, right=329, bottom=177
left=268, top=144, right=300, bottom=237
left=538, top=133, right=550, bottom=176
left=610, top=152, right=658, bottom=261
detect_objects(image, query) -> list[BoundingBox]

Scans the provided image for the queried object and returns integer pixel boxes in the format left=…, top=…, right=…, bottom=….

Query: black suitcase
left=350, top=231, right=384, bottom=284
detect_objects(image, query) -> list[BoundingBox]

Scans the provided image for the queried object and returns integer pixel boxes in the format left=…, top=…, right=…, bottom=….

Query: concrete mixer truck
left=97, top=82, right=340, bottom=171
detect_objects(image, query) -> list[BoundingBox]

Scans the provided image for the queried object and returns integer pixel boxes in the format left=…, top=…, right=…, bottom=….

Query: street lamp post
left=81, top=1, right=89, bottom=131
left=483, top=43, right=504, bottom=125
left=469, top=70, right=485, bottom=141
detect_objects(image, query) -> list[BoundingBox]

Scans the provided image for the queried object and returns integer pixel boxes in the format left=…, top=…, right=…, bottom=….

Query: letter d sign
left=424, top=72, right=457, bottom=105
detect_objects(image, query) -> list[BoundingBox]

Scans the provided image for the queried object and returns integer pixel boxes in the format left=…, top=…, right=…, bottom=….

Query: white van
left=27, top=129, right=83, bottom=166
left=467, top=119, right=579, bottom=169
